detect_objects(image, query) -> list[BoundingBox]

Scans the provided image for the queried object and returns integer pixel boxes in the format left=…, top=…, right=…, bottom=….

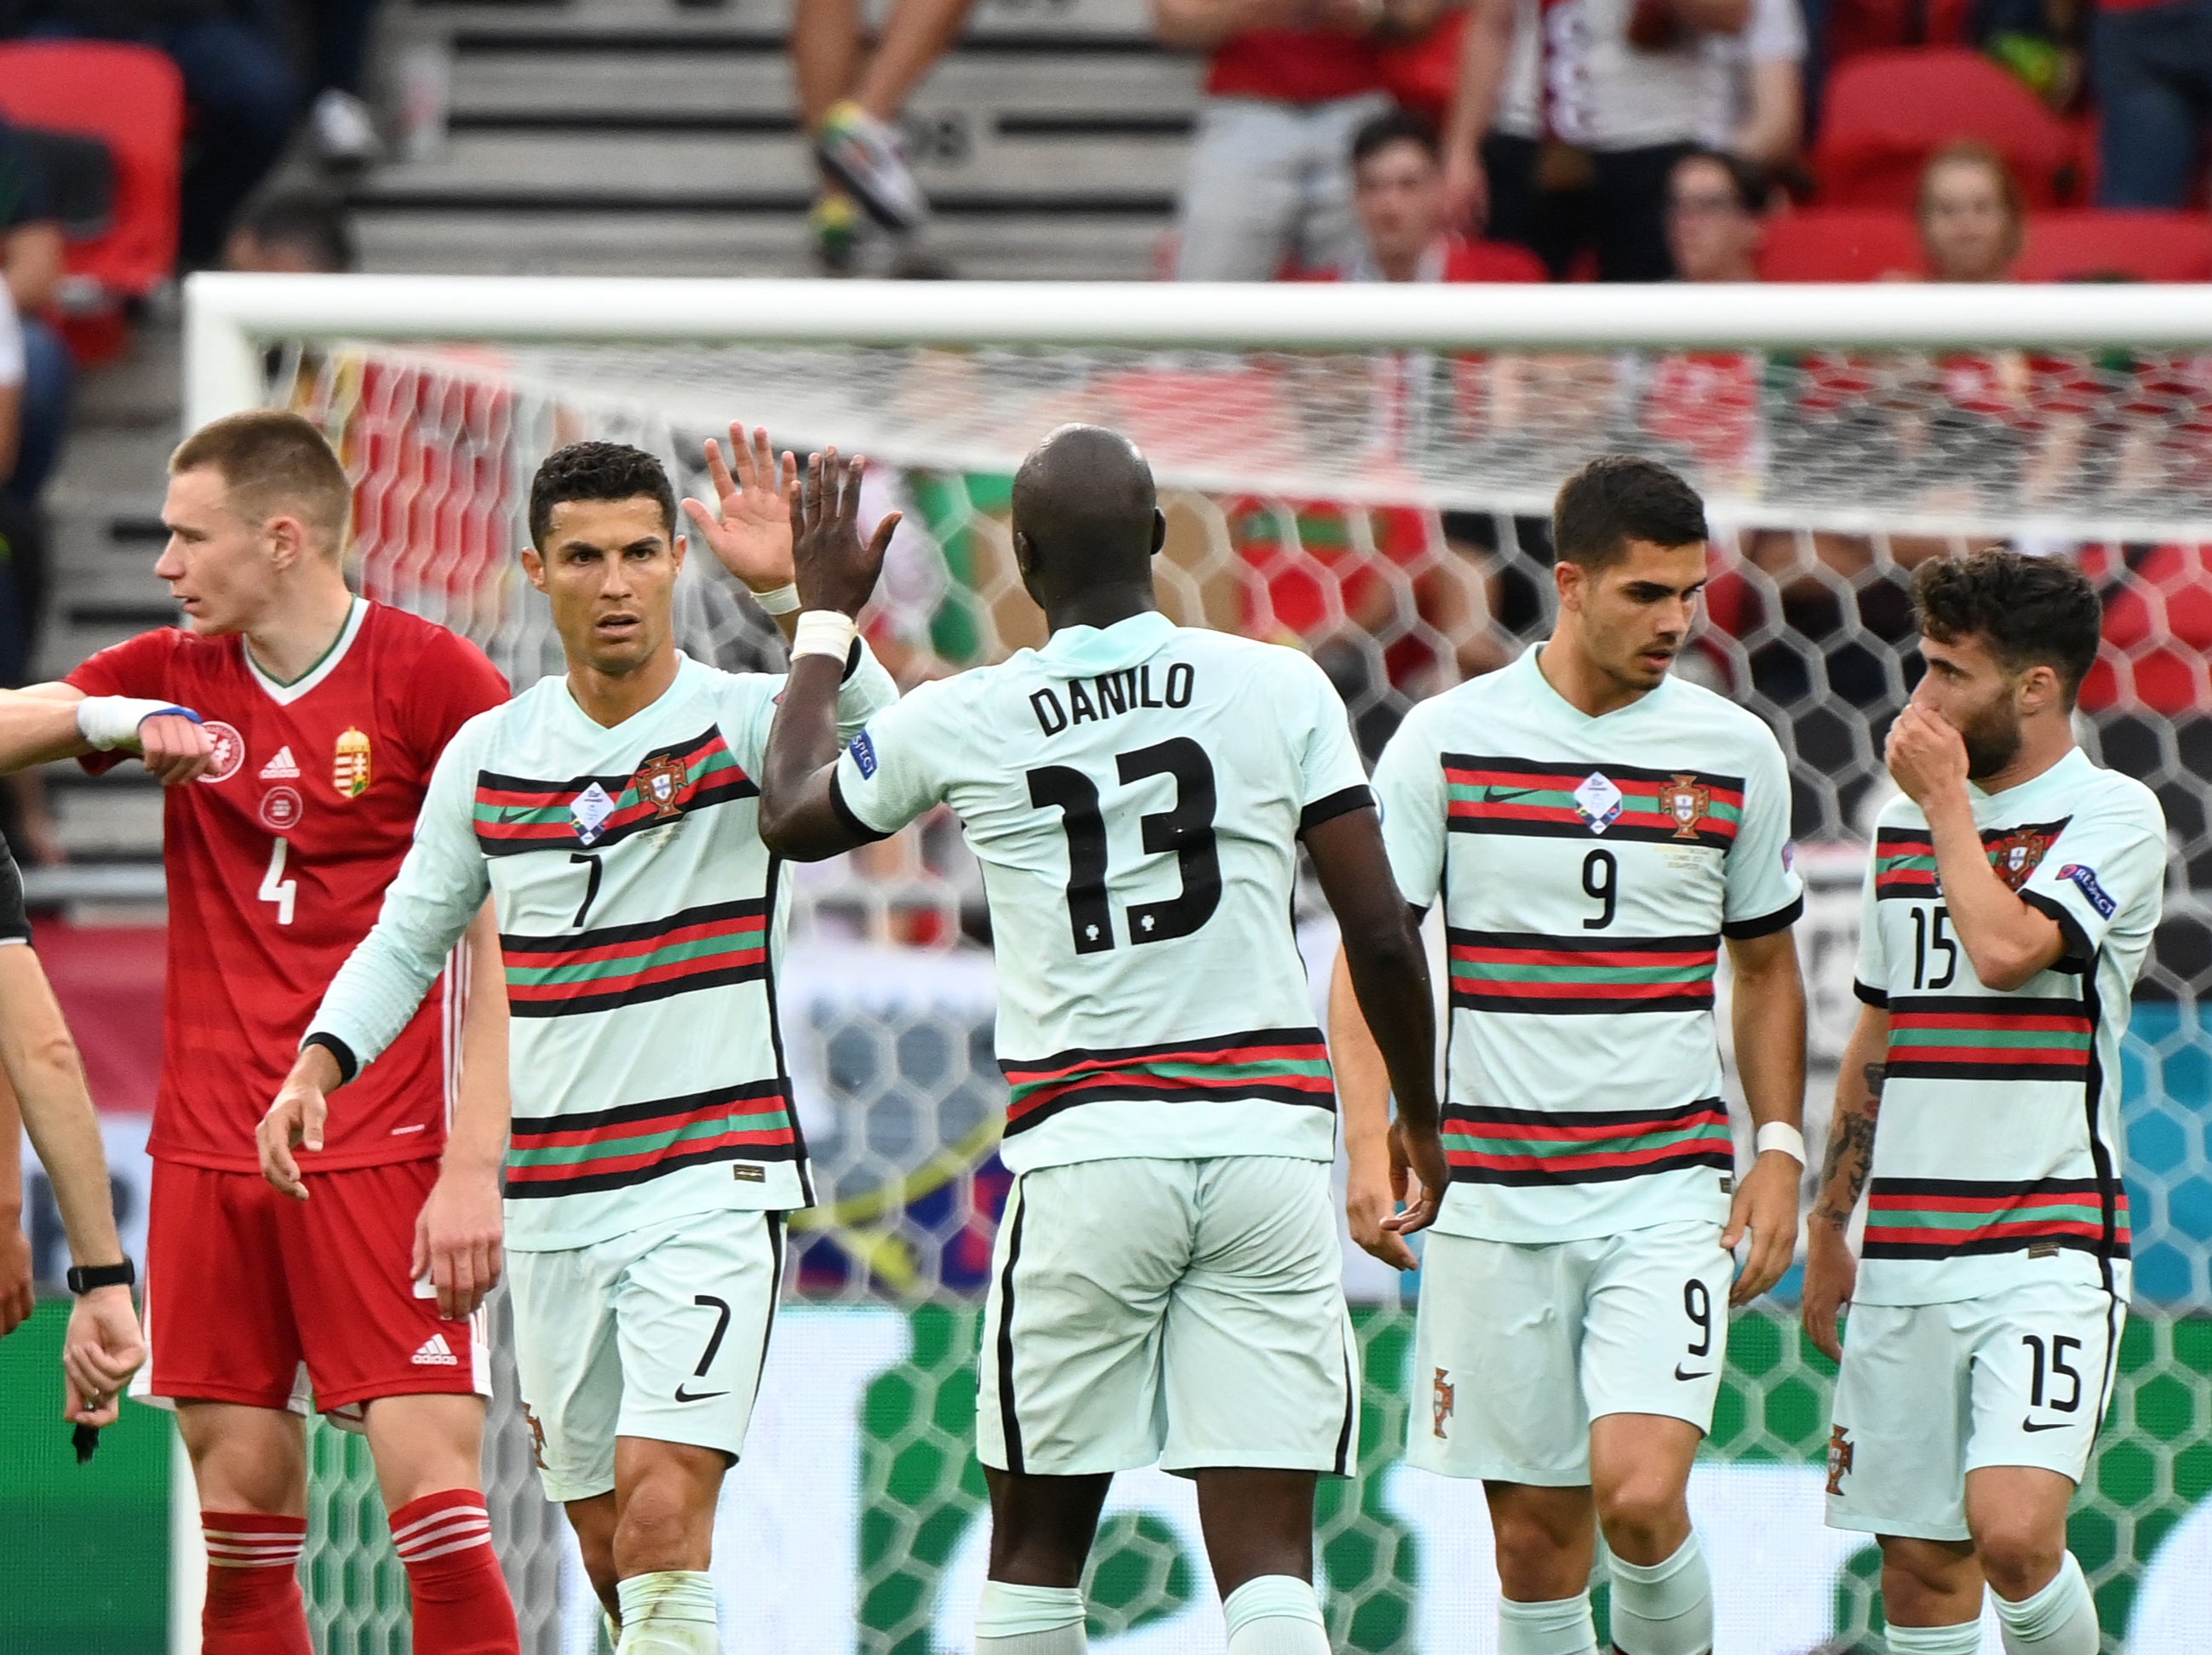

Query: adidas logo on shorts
left=411, top=1332, right=460, bottom=1367
left=259, top=746, right=301, bottom=780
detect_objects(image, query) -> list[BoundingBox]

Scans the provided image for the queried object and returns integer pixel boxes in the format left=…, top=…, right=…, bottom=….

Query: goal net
left=185, top=274, right=2211, bottom=1655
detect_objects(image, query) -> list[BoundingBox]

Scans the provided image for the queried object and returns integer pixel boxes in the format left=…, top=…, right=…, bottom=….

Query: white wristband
left=751, top=581, right=801, bottom=616
left=1755, top=1122, right=1808, bottom=1165
left=789, top=610, right=857, bottom=663
left=77, top=696, right=200, bottom=752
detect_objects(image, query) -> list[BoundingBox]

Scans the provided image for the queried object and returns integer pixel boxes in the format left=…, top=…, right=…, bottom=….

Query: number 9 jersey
left=1370, top=643, right=1803, bottom=1246
left=832, top=611, right=1373, bottom=1174
left=66, top=601, right=509, bottom=1171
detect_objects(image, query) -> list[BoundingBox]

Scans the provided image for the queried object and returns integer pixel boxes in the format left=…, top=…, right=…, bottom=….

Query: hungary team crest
left=333, top=726, right=372, bottom=799
left=1659, top=774, right=1712, bottom=839
left=634, top=753, right=690, bottom=819
left=1986, top=828, right=2052, bottom=891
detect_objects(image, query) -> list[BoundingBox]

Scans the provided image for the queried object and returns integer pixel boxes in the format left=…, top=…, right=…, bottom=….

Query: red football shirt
left=67, top=601, right=508, bottom=1172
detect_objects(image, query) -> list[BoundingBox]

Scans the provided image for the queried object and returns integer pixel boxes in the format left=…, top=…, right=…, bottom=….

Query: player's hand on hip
left=61, top=1286, right=142, bottom=1428
left=258, top=1081, right=327, bottom=1201
left=0, top=1222, right=34, bottom=1337
left=1884, top=702, right=1969, bottom=810
left=788, top=448, right=900, bottom=619
left=414, top=1165, right=504, bottom=1321
left=1802, top=1215, right=1856, bottom=1363
left=136, top=713, right=215, bottom=786
left=1348, top=1158, right=1419, bottom=1271
left=1724, top=1147, right=1801, bottom=1304
left=683, top=421, right=800, bottom=595
left=1384, top=1119, right=1448, bottom=1240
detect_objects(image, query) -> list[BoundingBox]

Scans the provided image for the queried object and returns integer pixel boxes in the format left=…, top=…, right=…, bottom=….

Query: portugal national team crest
left=1826, top=1424, right=1854, bottom=1495
left=1431, top=1367, right=1455, bottom=1439
left=1659, top=774, right=1712, bottom=839
left=634, top=753, right=690, bottom=819
left=333, top=726, right=372, bottom=799
left=1986, top=828, right=2052, bottom=891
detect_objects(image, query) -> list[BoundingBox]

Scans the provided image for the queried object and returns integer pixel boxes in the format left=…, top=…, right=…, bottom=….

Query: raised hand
left=788, top=448, right=901, bottom=620
left=1886, top=702, right=1970, bottom=810
left=681, top=422, right=799, bottom=596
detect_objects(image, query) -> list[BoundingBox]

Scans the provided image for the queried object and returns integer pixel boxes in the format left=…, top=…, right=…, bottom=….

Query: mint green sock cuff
left=1222, top=1575, right=1325, bottom=1637
left=976, top=1581, right=1087, bottom=1638
left=1885, top=1621, right=1986, bottom=1654
left=616, top=1571, right=717, bottom=1627
left=1991, top=1551, right=2094, bottom=1642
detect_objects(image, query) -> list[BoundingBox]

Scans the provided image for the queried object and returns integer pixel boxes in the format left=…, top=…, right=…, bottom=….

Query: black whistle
left=72, top=1423, right=100, bottom=1465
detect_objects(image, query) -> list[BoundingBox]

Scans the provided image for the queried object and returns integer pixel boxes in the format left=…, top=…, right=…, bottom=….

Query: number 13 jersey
left=833, top=611, right=1372, bottom=1174
left=1372, top=643, right=1802, bottom=1245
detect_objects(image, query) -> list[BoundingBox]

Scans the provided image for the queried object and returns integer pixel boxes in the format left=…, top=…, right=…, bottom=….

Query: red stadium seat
left=1825, top=0, right=1974, bottom=66
left=2019, top=211, right=2212, bottom=282
left=0, top=41, right=183, bottom=358
left=1757, top=209, right=1923, bottom=281
left=1813, top=49, right=2075, bottom=210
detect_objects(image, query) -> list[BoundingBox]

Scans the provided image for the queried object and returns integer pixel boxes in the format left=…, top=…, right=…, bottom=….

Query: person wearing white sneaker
left=791, top=0, right=977, bottom=237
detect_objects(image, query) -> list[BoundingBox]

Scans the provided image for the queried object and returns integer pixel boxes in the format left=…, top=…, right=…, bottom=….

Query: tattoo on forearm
left=1813, top=1067, right=1886, bottom=1227
left=1863, top=1062, right=1887, bottom=1102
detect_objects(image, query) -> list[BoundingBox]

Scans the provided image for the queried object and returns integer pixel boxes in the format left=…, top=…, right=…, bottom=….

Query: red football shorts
left=136, top=1158, right=490, bottom=1419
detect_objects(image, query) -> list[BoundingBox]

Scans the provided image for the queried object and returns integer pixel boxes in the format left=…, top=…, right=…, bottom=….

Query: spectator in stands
left=1705, top=0, right=1806, bottom=163
left=1665, top=146, right=1768, bottom=280
left=1338, top=107, right=1547, bottom=279
left=0, top=119, right=66, bottom=514
left=2093, top=0, right=2212, bottom=207
left=1156, top=0, right=1444, bottom=278
left=1441, top=0, right=1755, bottom=280
left=223, top=188, right=358, bottom=274
left=1916, top=140, right=2025, bottom=283
left=304, top=0, right=384, bottom=165
left=22, top=0, right=301, bottom=266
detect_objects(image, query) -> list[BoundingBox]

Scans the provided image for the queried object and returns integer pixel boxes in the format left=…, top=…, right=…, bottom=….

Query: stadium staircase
left=37, top=0, right=1198, bottom=898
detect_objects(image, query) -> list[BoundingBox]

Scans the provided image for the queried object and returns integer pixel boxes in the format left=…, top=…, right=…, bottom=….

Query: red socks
left=388, top=1488, right=521, bottom=1655
left=200, top=1512, right=312, bottom=1655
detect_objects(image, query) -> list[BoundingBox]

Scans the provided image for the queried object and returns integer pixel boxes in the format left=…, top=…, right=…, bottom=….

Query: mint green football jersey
left=1372, top=644, right=1803, bottom=1245
left=832, top=611, right=1372, bottom=1174
left=310, top=650, right=897, bottom=1251
left=1852, top=746, right=2165, bottom=1307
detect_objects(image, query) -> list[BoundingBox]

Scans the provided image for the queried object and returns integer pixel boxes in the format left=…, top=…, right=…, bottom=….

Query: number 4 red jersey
left=66, top=600, right=508, bottom=1172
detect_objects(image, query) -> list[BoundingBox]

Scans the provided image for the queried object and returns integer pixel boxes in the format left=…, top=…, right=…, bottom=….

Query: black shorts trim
left=994, top=1181, right=1029, bottom=1475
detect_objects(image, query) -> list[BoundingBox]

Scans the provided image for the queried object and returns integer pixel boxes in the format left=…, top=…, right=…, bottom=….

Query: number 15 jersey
left=1372, top=643, right=1802, bottom=1246
left=833, top=611, right=1372, bottom=1173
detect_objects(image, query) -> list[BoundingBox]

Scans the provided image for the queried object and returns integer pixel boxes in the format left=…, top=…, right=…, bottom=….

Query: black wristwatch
left=66, top=1261, right=135, bottom=1295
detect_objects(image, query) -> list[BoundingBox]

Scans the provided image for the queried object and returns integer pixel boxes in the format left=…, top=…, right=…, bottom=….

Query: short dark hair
left=170, top=409, right=352, bottom=554
left=1911, top=548, right=2101, bottom=707
left=1551, top=455, right=1709, bottom=568
left=234, top=189, right=356, bottom=273
left=528, top=442, right=676, bottom=549
left=1671, top=147, right=1769, bottom=216
left=1351, top=106, right=1441, bottom=172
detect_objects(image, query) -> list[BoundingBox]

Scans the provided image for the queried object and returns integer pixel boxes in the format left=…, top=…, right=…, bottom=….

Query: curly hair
left=1912, top=548, right=2101, bottom=707
left=527, top=442, right=676, bottom=550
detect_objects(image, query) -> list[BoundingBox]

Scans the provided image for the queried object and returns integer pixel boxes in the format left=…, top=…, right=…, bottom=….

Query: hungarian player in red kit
left=31, top=411, right=522, bottom=1655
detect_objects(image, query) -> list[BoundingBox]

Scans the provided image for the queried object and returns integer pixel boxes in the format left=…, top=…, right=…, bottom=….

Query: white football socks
left=1222, top=1575, right=1329, bottom=1655
left=1885, top=1620, right=1986, bottom=1654
left=614, top=1571, right=718, bottom=1654
left=975, top=1580, right=1088, bottom=1655
left=1608, top=1533, right=1715, bottom=1655
left=1992, top=1553, right=2100, bottom=1655
left=1498, top=1590, right=1599, bottom=1655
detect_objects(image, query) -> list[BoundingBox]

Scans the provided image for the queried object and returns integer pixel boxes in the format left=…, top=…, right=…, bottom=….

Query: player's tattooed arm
left=759, top=450, right=902, bottom=862
left=1803, top=1004, right=1888, bottom=1360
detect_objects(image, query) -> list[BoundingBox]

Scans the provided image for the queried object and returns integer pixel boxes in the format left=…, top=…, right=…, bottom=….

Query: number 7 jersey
left=832, top=611, right=1373, bottom=1173
left=1372, top=644, right=1803, bottom=1245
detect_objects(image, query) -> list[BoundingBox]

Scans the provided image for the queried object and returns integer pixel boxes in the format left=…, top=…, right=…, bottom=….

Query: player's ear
left=671, top=534, right=687, bottom=573
left=2017, top=661, right=2060, bottom=716
left=1149, top=509, right=1166, bottom=558
left=1553, top=557, right=1584, bottom=615
left=263, top=511, right=307, bottom=573
left=519, top=545, right=547, bottom=593
left=1011, top=530, right=1035, bottom=580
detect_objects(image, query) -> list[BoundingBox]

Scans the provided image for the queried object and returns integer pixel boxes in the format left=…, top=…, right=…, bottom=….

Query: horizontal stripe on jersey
left=1871, top=817, right=2072, bottom=901
left=1000, top=1027, right=1335, bottom=1136
left=505, top=1078, right=797, bottom=1198
left=1442, top=754, right=1744, bottom=849
left=501, top=898, right=766, bottom=1016
left=1862, top=1177, right=2129, bottom=1260
left=1447, top=927, right=1720, bottom=1015
left=1884, top=994, right=2094, bottom=1082
left=1441, top=1097, right=1732, bottom=1186
left=472, top=726, right=756, bottom=856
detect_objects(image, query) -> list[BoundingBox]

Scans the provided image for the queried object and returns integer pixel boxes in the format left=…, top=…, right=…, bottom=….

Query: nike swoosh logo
left=1674, top=1365, right=1713, bottom=1381
left=1482, top=787, right=1544, bottom=803
left=673, top=1385, right=730, bottom=1404
left=2021, top=1417, right=2070, bottom=1433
